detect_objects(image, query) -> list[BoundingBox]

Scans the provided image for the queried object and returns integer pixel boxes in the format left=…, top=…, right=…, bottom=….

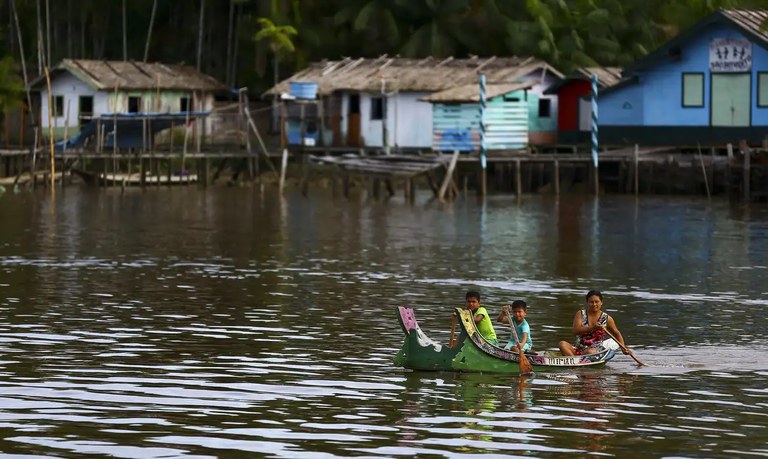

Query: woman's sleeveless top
left=575, top=310, right=608, bottom=350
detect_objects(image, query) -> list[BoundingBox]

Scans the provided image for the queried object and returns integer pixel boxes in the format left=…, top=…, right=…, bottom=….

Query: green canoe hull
left=394, top=306, right=615, bottom=373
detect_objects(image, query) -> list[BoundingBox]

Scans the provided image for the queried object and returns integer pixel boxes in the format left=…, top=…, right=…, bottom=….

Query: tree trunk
left=272, top=53, right=278, bottom=132
left=45, top=0, right=50, bottom=65
left=80, top=8, right=85, bottom=58
left=225, top=0, right=234, bottom=86
left=122, top=0, right=127, bottom=60
left=36, top=0, right=43, bottom=69
left=230, top=3, right=241, bottom=87
left=67, top=0, right=72, bottom=57
left=143, top=0, right=157, bottom=62
left=196, top=0, right=205, bottom=71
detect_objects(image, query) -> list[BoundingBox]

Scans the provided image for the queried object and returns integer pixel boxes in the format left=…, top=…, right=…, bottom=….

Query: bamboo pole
left=182, top=99, right=191, bottom=185
left=43, top=66, right=54, bottom=190
left=111, top=85, right=119, bottom=184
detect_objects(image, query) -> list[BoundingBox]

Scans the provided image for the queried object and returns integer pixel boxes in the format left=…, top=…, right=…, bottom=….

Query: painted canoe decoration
left=394, top=306, right=617, bottom=373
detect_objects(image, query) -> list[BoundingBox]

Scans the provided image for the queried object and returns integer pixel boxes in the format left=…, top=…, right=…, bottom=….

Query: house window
left=79, top=96, right=93, bottom=125
left=758, top=72, right=768, bottom=107
left=79, top=96, right=93, bottom=116
left=370, top=97, right=384, bottom=120
left=682, top=73, right=704, bottom=107
left=180, top=96, right=193, bottom=112
left=538, top=98, right=551, bottom=118
left=52, top=95, right=64, bottom=117
left=349, top=94, right=360, bottom=114
left=128, top=96, right=142, bottom=113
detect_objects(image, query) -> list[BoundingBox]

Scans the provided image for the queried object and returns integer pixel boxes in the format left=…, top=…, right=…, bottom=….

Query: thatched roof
left=421, top=81, right=534, bottom=103
left=29, top=59, right=227, bottom=92
left=263, top=56, right=563, bottom=98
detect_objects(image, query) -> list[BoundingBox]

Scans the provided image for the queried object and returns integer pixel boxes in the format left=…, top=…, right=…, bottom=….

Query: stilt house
left=29, top=59, right=227, bottom=147
left=597, top=9, right=768, bottom=145
left=264, top=56, right=563, bottom=151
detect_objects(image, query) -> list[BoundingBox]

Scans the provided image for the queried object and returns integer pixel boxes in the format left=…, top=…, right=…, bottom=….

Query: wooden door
left=711, top=74, right=750, bottom=126
left=346, top=94, right=361, bottom=146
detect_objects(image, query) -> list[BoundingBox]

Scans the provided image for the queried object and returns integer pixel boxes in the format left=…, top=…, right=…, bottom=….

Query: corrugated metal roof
left=422, top=81, right=534, bottom=103
left=29, top=59, right=226, bottom=91
left=263, top=56, right=563, bottom=97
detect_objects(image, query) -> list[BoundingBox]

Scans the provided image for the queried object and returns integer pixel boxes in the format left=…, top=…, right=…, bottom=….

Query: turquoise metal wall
left=431, top=92, right=528, bottom=151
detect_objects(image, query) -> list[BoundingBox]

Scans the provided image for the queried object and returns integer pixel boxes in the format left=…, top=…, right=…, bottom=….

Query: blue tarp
left=55, top=111, right=209, bottom=151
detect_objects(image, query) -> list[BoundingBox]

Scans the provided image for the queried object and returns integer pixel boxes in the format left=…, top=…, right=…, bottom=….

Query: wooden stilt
left=279, top=148, right=288, bottom=191
left=554, top=159, right=560, bottom=195
left=742, top=140, right=751, bottom=201
left=438, top=150, right=460, bottom=201
left=343, top=174, right=350, bottom=199
left=203, top=157, right=210, bottom=187
left=634, top=144, right=639, bottom=196
left=403, top=177, right=410, bottom=200
left=697, top=143, right=711, bottom=200
left=593, top=162, right=599, bottom=195
left=726, top=143, right=733, bottom=199
left=140, top=156, right=146, bottom=187
left=515, top=159, right=522, bottom=197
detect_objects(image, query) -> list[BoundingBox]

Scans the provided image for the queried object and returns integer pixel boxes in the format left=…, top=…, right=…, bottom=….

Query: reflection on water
left=1, top=188, right=767, bottom=456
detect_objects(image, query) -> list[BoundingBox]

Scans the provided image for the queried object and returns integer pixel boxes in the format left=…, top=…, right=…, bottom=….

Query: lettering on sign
left=710, top=38, right=752, bottom=72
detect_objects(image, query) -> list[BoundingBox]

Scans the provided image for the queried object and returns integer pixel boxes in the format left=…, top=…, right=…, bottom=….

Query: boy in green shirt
left=465, top=291, right=498, bottom=345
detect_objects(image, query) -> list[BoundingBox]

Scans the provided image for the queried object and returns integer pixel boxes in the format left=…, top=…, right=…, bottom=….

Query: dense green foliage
left=0, top=0, right=765, bottom=112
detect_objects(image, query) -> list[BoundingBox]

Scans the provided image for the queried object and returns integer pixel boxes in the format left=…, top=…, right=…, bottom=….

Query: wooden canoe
left=394, top=306, right=617, bottom=373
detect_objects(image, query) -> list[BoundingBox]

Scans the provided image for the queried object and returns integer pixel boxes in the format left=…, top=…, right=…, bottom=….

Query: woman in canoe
left=558, top=290, right=627, bottom=356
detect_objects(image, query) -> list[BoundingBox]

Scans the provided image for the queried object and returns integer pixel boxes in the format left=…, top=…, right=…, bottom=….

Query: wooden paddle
left=448, top=312, right=457, bottom=348
left=602, top=327, right=646, bottom=366
left=505, top=309, right=533, bottom=375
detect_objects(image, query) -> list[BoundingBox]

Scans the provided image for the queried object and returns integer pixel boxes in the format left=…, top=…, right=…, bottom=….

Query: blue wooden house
left=599, top=9, right=768, bottom=145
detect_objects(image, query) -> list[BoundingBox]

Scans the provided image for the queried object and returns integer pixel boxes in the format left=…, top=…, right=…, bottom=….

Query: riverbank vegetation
left=0, top=0, right=765, bottom=109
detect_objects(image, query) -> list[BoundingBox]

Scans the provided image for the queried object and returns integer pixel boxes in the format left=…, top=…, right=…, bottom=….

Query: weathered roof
left=543, top=66, right=622, bottom=94
left=626, top=8, right=768, bottom=71
left=421, top=81, right=534, bottom=103
left=29, top=59, right=227, bottom=92
left=263, top=56, right=563, bottom=98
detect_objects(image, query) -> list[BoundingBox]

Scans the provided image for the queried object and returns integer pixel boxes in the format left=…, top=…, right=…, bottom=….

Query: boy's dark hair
left=511, top=300, right=527, bottom=310
left=465, top=291, right=481, bottom=301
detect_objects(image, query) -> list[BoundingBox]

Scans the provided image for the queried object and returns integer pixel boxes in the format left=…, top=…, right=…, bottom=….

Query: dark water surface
left=1, top=187, right=767, bottom=458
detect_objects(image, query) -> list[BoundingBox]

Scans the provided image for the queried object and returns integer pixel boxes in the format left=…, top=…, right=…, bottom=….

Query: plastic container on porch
left=289, top=82, right=318, bottom=99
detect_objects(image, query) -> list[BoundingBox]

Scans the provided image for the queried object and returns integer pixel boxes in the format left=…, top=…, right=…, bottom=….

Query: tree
left=254, top=17, right=297, bottom=130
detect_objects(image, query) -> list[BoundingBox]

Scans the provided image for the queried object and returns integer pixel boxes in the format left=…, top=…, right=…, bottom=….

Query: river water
left=0, top=186, right=767, bottom=458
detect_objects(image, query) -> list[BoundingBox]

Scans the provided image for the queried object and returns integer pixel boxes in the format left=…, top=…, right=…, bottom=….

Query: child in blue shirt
left=496, top=300, right=532, bottom=352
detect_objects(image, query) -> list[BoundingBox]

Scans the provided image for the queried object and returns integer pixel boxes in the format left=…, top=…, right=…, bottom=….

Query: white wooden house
left=29, top=59, right=226, bottom=141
